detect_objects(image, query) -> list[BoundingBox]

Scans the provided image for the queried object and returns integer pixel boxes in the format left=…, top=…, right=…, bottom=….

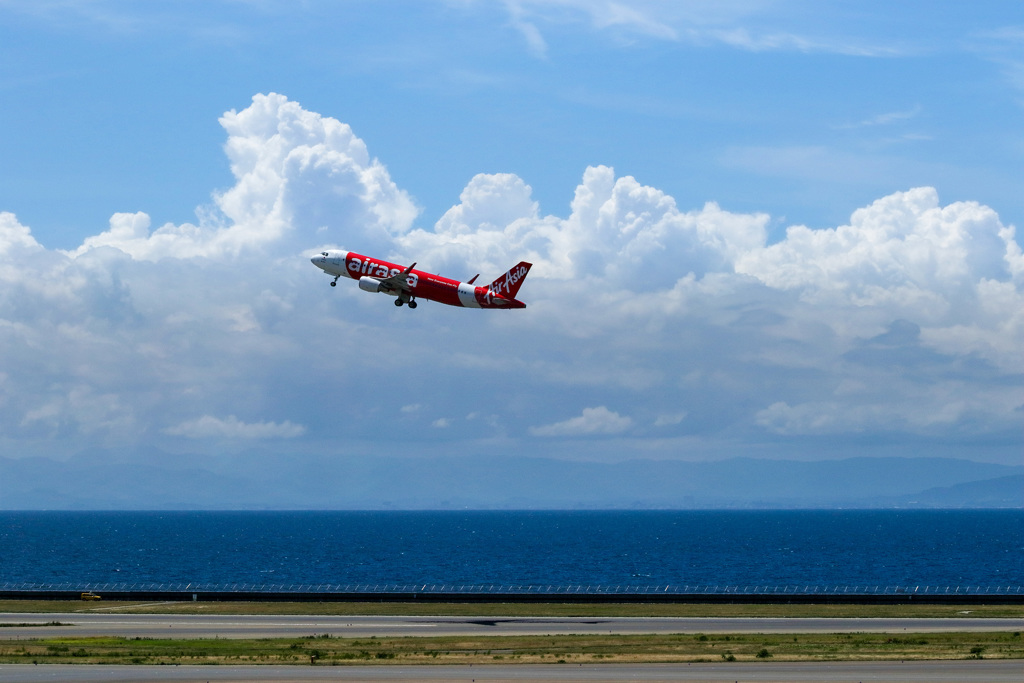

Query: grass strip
left=1, top=599, right=1021, bottom=618
left=0, top=631, right=1020, bottom=665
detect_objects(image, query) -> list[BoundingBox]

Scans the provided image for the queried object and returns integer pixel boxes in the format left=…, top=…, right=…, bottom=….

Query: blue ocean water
left=0, top=510, right=1021, bottom=589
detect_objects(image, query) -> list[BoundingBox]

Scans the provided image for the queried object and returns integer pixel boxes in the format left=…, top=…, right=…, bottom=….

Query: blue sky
left=0, top=1, right=1021, bottom=483
left=6, top=1, right=1023, bottom=244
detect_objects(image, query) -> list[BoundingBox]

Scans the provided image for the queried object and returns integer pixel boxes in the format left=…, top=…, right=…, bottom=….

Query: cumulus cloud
left=400, top=164, right=767, bottom=287
left=734, top=187, right=1024, bottom=371
left=163, top=415, right=306, bottom=439
left=736, top=188, right=1016, bottom=298
left=530, top=406, right=634, bottom=437
left=0, top=211, right=43, bottom=255
left=65, top=93, right=418, bottom=261
left=0, top=93, right=1020, bottom=462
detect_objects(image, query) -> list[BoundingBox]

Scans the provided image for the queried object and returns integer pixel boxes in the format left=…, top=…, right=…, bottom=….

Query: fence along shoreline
left=2, top=583, right=1021, bottom=604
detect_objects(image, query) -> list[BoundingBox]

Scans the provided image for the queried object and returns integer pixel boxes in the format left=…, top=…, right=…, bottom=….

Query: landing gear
left=394, top=298, right=403, bottom=307
left=395, top=297, right=418, bottom=309
left=408, top=300, right=418, bottom=309
left=330, top=275, right=339, bottom=287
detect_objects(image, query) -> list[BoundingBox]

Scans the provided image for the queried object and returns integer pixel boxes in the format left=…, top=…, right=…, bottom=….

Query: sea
left=1, top=510, right=1021, bottom=591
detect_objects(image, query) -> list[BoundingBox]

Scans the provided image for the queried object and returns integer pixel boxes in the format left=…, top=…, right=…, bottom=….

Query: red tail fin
left=489, top=262, right=532, bottom=299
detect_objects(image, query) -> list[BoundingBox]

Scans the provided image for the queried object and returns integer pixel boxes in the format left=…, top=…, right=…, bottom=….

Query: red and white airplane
left=311, top=250, right=531, bottom=309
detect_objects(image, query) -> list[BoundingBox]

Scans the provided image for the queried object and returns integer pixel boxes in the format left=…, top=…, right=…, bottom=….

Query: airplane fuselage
left=311, top=250, right=530, bottom=309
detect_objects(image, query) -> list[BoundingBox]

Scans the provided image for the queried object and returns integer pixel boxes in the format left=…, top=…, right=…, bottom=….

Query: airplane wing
left=377, top=262, right=416, bottom=294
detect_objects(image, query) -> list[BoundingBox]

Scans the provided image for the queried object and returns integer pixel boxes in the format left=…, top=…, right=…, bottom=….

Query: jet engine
left=358, top=277, right=383, bottom=293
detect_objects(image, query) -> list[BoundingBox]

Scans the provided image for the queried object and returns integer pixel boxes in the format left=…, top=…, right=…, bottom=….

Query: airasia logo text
left=493, top=264, right=528, bottom=296
left=348, top=257, right=417, bottom=287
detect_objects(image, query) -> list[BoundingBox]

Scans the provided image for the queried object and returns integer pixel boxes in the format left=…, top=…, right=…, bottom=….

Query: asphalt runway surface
left=1, top=613, right=1021, bottom=639
left=0, top=661, right=1021, bottom=682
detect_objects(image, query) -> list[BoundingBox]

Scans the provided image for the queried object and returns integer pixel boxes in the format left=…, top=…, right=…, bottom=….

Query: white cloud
left=503, top=0, right=677, bottom=45
left=400, top=164, right=767, bottom=287
left=654, top=412, right=687, bottom=427
left=756, top=379, right=1023, bottom=436
left=847, top=105, right=922, bottom=128
left=704, top=26, right=900, bottom=57
left=19, top=386, right=136, bottom=438
left=969, top=26, right=1024, bottom=98
left=733, top=187, right=1023, bottom=371
left=0, top=94, right=1020, bottom=462
left=736, top=187, right=1014, bottom=297
left=163, top=415, right=306, bottom=439
left=504, top=1, right=549, bottom=57
left=64, top=93, right=418, bottom=261
left=493, top=1, right=900, bottom=56
left=0, top=211, right=43, bottom=255
left=530, top=406, right=634, bottom=436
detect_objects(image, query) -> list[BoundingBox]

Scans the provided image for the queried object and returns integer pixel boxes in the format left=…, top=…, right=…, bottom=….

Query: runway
left=1, top=613, right=1021, bottom=639
left=0, top=661, right=1021, bottom=682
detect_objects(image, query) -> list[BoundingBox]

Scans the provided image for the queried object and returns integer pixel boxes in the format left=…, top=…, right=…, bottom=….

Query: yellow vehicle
left=80, top=592, right=101, bottom=601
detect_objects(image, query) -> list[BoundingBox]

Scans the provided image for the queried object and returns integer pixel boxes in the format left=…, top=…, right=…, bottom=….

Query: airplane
left=311, top=249, right=531, bottom=309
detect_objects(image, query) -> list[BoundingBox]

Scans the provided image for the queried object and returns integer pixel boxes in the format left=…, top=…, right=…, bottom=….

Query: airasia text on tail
left=310, top=250, right=532, bottom=310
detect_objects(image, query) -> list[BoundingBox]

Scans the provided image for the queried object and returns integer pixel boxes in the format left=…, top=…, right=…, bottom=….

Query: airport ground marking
left=2, top=600, right=1021, bottom=619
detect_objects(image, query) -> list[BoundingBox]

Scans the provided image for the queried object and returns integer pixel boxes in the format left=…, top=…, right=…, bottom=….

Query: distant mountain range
left=0, top=450, right=1020, bottom=510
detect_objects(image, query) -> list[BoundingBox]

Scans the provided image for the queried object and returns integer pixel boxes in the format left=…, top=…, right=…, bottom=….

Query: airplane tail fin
left=489, top=261, right=532, bottom=300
